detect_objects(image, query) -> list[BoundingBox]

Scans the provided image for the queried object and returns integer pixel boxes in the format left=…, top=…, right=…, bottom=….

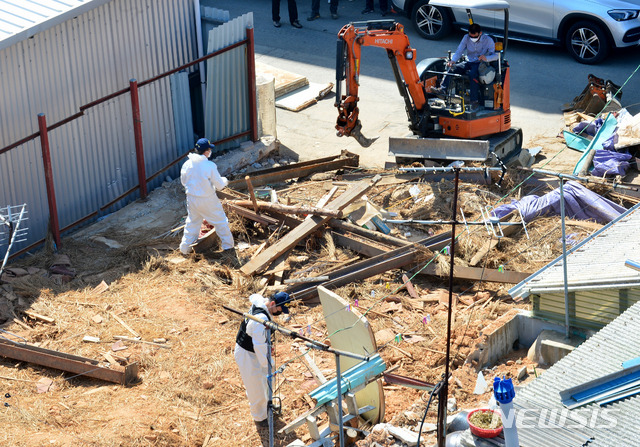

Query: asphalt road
left=213, top=0, right=640, bottom=168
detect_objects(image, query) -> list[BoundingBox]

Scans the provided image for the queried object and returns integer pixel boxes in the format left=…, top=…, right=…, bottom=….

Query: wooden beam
left=223, top=202, right=279, bottom=226
left=227, top=150, right=359, bottom=191
left=288, top=247, right=419, bottom=302
left=0, top=339, right=138, bottom=385
left=240, top=175, right=381, bottom=276
left=245, top=176, right=259, bottom=214
left=330, top=231, right=388, bottom=258
left=230, top=200, right=343, bottom=218
left=418, top=264, right=530, bottom=284
left=328, top=219, right=410, bottom=247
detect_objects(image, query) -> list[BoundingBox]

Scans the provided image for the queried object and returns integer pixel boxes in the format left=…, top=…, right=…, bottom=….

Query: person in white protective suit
left=234, top=292, right=290, bottom=426
left=179, top=138, right=234, bottom=255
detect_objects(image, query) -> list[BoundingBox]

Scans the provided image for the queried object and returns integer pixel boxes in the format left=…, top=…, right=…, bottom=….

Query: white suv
left=391, top=0, right=640, bottom=64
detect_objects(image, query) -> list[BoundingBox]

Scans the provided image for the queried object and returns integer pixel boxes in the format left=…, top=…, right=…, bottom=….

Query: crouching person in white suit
left=234, top=292, right=290, bottom=426
left=179, top=138, right=234, bottom=255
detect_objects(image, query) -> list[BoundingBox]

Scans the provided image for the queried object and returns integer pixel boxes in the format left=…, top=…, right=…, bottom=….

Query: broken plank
left=418, top=264, right=530, bottom=284
left=231, top=200, right=343, bottom=218
left=113, top=335, right=171, bottom=349
left=240, top=175, right=381, bottom=276
left=109, top=312, right=140, bottom=338
left=299, top=348, right=328, bottom=385
left=226, top=150, right=359, bottom=191
left=329, top=219, right=410, bottom=247
left=401, top=274, right=419, bottom=299
left=270, top=252, right=289, bottom=287
left=102, top=351, right=119, bottom=365
left=0, top=339, right=138, bottom=385
left=12, top=318, right=31, bottom=331
left=223, top=202, right=279, bottom=227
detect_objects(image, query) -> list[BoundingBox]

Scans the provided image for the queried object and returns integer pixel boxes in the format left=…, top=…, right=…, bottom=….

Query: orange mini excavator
left=335, top=0, right=522, bottom=165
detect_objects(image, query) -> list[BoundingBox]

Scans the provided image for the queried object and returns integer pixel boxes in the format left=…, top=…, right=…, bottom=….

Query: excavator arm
left=335, top=21, right=430, bottom=147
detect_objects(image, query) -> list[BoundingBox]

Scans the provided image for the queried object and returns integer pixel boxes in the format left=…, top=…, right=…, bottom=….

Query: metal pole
left=437, top=167, right=460, bottom=447
left=560, top=178, right=570, bottom=338
left=246, top=27, right=258, bottom=142
left=129, top=79, right=148, bottom=199
left=267, top=327, right=274, bottom=447
left=335, top=353, right=345, bottom=447
left=37, top=113, right=61, bottom=248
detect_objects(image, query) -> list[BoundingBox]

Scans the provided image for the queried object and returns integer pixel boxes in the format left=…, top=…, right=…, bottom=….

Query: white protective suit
left=234, top=294, right=273, bottom=422
left=179, top=153, right=234, bottom=254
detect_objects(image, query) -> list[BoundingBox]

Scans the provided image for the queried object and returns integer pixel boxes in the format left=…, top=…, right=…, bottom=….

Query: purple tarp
left=591, top=149, right=632, bottom=177
left=491, top=181, right=626, bottom=224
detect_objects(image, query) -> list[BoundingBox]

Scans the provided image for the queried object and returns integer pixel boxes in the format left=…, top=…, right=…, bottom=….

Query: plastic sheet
left=491, top=181, right=626, bottom=224
left=572, top=117, right=603, bottom=137
left=591, top=149, right=632, bottom=177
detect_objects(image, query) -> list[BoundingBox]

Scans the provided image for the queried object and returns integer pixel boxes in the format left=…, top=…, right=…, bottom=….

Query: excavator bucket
left=350, top=121, right=379, bottom=148
left=388, top=128, right=523, bottom=167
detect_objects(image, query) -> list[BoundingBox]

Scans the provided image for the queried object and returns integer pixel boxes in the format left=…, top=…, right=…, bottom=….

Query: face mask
left=469, top=36, right=480, bottom=43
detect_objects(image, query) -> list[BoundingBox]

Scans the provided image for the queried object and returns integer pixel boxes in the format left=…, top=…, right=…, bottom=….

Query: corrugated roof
left=513, top=300, right=640, bottom=446
left=510, top=203, right=640, bottom=299
left=0, top=0, right=111, bottom=51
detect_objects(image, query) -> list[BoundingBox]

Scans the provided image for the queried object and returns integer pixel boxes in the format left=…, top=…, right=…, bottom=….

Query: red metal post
left=246, top=27, right=259, bottom=142
left=37, top=113, right=62, bottom=248
left=129, top=79, right=148, bottom=199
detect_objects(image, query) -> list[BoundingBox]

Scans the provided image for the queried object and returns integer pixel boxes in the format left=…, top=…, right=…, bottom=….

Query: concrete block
left=213, top=137, right=278, bottom=177
left=527, top=329, right=582, bottom=366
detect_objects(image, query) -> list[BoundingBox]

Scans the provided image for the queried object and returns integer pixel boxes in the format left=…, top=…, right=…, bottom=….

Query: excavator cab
left=420, top=0, right=511, bottom=117
left=334, top=0, right=523, bottom=166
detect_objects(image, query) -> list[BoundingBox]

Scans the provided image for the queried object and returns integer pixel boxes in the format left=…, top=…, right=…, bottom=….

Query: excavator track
left=487, top=127, right=523, bottom=167
left=388, top=127, right=523, bottom=167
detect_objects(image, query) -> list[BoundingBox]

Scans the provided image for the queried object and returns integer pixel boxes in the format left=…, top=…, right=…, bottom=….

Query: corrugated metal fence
left=0, top=1, right=257, bottom=261
left=204, top=12, right=256, bottom=154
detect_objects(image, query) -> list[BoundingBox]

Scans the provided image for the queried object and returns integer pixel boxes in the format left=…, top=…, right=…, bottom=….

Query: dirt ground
left=0, top=127, right=637, bottom=446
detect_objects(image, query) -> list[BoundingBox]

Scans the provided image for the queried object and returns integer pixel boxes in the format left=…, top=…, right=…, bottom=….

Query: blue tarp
left=573, top=114, right=618, bottom=176
left=491, top=181, right=626, bottom=224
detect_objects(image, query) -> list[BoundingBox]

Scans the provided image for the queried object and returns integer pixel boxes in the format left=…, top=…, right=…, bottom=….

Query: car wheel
left=411, top=0, right=451, bottom=40
left=565, top=21, right=609, bottom=65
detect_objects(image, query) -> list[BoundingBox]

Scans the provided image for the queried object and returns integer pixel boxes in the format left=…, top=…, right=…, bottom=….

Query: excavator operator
left=432, top=23, right=498, bottom=109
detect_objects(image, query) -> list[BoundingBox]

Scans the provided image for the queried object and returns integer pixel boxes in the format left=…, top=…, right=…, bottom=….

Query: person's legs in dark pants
left=310, top=0, right=320, bottom=16
left=440, top=63, right=466, bottom=91
left=467, top=62, right=480, bottom=103
left=363, top=0, right=374, bottom=13
left=330, top=0, right=339, bottom=16
left=288, top=0, right=298, bottom=21
left=380, top=0, right=389, bottom=14
left=288, top=0, right=300, bottom=25
left=272, top=0, right=281, bottom=23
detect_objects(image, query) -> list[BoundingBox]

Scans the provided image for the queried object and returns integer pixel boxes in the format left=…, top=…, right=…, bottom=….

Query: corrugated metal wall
left=534, top=288, right=640, bottom=330
left=0, top=0, right=197, bottom=255
left=204, top=12, right=254, bottom=154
